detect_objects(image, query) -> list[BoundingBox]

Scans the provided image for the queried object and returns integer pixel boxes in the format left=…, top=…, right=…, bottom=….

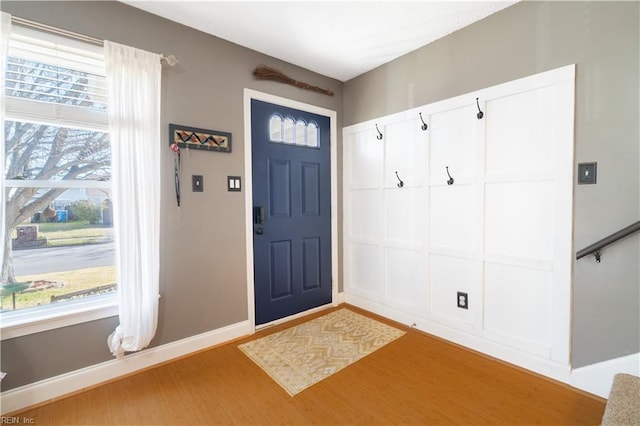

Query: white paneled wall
left=343, top=65, right=576, bottom=380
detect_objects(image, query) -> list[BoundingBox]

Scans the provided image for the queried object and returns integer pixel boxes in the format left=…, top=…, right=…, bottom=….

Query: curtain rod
left=11, top=16, right=178, bottom=66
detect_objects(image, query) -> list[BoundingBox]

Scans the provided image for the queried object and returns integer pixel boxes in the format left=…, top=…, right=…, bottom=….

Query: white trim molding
left=345, top=293, right=573, bottom=383
left=1, top=320, right=250, bottom=414
left=1, top=294, right=118, bottom=341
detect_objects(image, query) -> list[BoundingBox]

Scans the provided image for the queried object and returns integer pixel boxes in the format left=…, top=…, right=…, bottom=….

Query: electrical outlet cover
left=457, top=291, right=468, bottom=309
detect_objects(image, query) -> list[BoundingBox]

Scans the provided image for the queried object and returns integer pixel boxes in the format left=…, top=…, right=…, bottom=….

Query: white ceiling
left=121, top=1, right=518, bottom=82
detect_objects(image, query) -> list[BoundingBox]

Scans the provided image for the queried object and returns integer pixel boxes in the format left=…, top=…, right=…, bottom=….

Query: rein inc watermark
left=1, top=417, right=35, bottom=424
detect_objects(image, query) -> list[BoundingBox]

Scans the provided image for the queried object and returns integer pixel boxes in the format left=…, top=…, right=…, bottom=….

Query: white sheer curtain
left=0, top=13, right=11, bottom=287
left=105, top=41, right=161, bottom=358
left=1, top=14, right=10, bottom=382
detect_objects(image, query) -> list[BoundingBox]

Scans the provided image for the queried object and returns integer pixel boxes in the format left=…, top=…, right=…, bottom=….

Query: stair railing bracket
left=593, top=250, right=602, bottom=263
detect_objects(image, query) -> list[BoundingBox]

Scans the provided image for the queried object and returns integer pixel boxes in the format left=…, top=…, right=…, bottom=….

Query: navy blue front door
left=251, top=99, right=332, bottom=325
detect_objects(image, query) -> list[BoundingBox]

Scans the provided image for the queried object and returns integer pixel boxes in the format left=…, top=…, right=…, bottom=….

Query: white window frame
left=1, top=26, right=117, bottom=340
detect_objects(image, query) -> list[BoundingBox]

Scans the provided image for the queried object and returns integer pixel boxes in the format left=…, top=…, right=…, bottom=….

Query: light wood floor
left=15, top=305, right=605, bottom=425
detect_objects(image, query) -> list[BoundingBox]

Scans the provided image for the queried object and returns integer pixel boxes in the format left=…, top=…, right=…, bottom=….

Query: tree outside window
left=2, top=31, right=117, bottom=312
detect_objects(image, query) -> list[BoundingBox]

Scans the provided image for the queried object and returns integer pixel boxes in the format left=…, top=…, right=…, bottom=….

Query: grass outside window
left=2, top=222, right=116, bottom=311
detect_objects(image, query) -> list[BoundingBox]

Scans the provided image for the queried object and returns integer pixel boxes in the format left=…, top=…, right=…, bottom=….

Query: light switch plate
left=228, top=176, right=241, bottom=192
left=192, top=175, right=203, bottom=192
left=578, top=162, right=597, bottom=184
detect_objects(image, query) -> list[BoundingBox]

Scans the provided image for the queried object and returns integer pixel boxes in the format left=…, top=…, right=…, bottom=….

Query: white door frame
left=243, top=89, right=339, bottom=333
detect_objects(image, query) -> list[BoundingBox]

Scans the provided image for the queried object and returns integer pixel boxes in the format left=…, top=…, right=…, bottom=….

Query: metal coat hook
left=375, top=124, right=383, bottom=140
left=419, top=112, right=428, bottom=131
left=446, top=166, right=454, bottom=185
left=395, top=171, right=404, bottom=188
left=476, top=97, right=484, bottom=120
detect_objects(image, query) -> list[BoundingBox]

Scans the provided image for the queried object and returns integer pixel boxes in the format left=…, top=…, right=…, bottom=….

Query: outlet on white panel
left=430, top=254, right=474, bottom=323
left=457, top=292, right=469, bottom=309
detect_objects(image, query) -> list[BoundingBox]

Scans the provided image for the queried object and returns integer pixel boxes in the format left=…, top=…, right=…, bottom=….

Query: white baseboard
left=1, top=320, right=251, bottom=415
left=346, top=294, right=640, bottom=399
left=570, top=352, right=640, bottom=398
left=345, top=294, right=573, bottom=382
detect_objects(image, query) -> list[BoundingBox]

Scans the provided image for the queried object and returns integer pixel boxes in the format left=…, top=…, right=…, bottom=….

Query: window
left=1, top=25, right=116, bottom=332
left=283, top=116, right=295, bottom=143
left=268, top=114, right=320, bottom=148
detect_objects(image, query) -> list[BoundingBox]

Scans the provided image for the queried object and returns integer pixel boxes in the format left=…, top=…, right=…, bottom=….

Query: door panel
left=269, top=240, right=293, bottom=299
left=269, top=159, right=291, bottom=217
left=301, top=162, right=320, bottom=216
left=252, top=99, right=332, bottom=325
left=302, top=237, right=321, bottom=290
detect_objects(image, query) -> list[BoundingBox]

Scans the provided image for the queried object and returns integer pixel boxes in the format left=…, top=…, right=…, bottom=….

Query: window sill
left=0, top=294, right=118, bottom=340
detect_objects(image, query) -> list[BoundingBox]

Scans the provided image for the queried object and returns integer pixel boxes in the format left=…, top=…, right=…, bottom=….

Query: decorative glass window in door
left=269, top=114, right=319, bottom=148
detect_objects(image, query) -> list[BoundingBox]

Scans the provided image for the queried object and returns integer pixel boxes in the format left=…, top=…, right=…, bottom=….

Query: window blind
left=4, top=25, right=108, bottom=130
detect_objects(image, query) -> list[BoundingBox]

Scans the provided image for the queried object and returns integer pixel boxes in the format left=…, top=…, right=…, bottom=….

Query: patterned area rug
left=238, top=308, right=406, bottom=396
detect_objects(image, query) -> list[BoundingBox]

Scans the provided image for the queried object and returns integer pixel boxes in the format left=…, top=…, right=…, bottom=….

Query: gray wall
left=0, top=1, right=343, bottom=391
left=343, top=1, right=640, bottom=368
